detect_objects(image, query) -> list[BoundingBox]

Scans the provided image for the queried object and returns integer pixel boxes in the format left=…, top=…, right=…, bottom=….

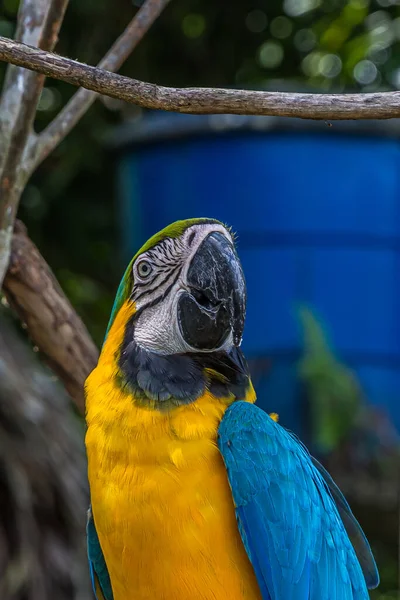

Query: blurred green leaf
left=298, top=307, right=361, bottom=453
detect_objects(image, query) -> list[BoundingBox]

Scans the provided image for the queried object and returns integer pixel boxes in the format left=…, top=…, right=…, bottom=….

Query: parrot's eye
left=137, top=260, right=153, bottom=279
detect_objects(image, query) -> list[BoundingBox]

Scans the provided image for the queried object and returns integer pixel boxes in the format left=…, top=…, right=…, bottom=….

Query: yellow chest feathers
left=85, top=300, right=260, bottom=599
left=85, top=368, right=260, bottom=600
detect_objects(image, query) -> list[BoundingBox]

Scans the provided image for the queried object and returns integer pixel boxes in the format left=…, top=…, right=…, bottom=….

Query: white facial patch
left=132, top=223, right=234, bottom=354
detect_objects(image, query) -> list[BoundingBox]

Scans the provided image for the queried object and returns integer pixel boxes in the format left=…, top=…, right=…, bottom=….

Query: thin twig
left=0, top=0, right=69, bottom=288
left=1, top=35, right=400, bottom=121
left=34, top=0, right=172, bottom=168
left=0, top=1, right=48, bottom=288
left=40, top=0, right=70, bottom=52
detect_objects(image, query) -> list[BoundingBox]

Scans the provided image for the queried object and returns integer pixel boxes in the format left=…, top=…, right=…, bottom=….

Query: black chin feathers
left=118, top=318, right=251, bottom=407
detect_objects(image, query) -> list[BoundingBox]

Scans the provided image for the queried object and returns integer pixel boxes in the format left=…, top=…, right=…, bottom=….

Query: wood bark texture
left=3, top=222, right=99, bottom=414
left=2, top=35, right=400, bottom=119
left=0, top=0, right=70, bottom=288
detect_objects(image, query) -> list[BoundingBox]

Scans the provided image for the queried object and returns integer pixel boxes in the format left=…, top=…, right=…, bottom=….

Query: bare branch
left=0, top=1, right=49, bottom=289
left=1, top=36, right=400, bottom=121
left=35, top=0, right=172, bottom=167
left=40, top=0, right=70, bottom=53
left=0, top=0, right=69, bottom=288
left=0, top=0, right=70, bottom=187
left=3, top=221, right=99, bottom=414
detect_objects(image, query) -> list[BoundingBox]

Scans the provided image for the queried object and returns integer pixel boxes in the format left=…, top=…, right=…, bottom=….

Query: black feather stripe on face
left=130, top=235, right=188, bottom=312
left=118, top=317, right=251, bottom=408
left=133, top=265, right=182, bottom=305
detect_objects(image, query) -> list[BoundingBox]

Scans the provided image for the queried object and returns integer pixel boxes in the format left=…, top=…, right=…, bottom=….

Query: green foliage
left=298, top=308, right=400, bottom=594
left=298, top=307, right=361, bottom=453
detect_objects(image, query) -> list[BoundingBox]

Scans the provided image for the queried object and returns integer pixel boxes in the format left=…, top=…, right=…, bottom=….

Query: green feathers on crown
left=104, top=218, right=223, bottom=341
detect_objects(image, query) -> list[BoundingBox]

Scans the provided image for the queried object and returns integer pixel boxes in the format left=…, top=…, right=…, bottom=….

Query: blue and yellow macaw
left=85, top=218, right=379, bottom=600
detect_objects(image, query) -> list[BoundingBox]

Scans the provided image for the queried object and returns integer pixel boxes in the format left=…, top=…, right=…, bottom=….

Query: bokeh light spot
left=245, top=10, right=268, bottom=33
left=294, top=28, right=317, bottom=52
left=182, top=14, right=206, bottom=39
left=284, top=0, right=321, bottom=17
left=258, top=41, right=284, bottom=69
left=319, top=54, right=342, bottom=78
left=353, top=59, right=378, bottom=84
left=270, top=16, right=293, bottom=39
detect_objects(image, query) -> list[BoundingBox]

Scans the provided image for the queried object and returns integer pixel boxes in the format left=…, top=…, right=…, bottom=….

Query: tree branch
left=3, top=221, right=99, bottom=414
left=0, top=0, right=170, bottom=411
left=1, top=35, right=400, bottom=120
left=40, top=0, right=70, bottom=53
left=34, top=0, right=172, bottom=168
left=0, top=0, right=69, bottom=288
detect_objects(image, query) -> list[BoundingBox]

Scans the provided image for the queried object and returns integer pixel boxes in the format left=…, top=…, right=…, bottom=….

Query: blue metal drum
left=112, top=112, right=400, bottom=435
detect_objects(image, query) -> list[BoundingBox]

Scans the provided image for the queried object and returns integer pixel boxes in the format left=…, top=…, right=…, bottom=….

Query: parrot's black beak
left=178, top=231, right=246, bottom=351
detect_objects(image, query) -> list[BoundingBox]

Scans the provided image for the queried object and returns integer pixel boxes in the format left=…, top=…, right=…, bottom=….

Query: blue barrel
left=111, top=112, right=400, bottom=435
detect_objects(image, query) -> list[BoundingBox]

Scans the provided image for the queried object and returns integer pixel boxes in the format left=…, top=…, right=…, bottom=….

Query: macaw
left=85, top=218, right=379, bottom=600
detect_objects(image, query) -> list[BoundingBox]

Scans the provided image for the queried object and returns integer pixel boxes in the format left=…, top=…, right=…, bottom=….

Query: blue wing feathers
left=218, top=401, right=379, bottom=600
left=85, top=399, right=378, bottom=600
left=238, top=506, right=273, bottom=600
left=311, top=456, right=379, bottom=589
left=87, top=508, right=113, bottom=600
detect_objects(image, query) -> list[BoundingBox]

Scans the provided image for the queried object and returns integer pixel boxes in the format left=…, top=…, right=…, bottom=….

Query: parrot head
left=103, top=218, right=254, bottom=406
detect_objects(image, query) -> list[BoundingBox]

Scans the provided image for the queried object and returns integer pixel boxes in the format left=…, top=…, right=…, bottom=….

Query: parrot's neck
left=117, top=316, right=253, bottom=408
left=94, top=300, right=255, bottom=409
